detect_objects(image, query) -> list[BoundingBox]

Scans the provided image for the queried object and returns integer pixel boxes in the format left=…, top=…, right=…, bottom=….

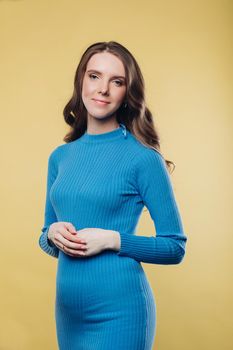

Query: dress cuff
left=39, top=226, right=59, bottom=258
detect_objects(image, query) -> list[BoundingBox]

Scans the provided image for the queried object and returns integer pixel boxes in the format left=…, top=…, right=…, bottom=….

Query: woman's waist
left=58, top=249, right=142, bottom=270
left=56, top=250, right=153, bottom=299
left=56, top=250, right=148, bottom=283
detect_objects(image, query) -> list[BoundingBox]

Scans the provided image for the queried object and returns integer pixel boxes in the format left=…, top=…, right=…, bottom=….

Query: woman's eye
left=114, top=80, right=123, bottom=86
left=88, top=74, right=123, bottom=86
left=89, top=74, right=98, bottom=79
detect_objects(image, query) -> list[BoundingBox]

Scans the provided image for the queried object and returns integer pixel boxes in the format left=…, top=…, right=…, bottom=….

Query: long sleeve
left=117, top=149, right=187, bottom=264
left=38, top=150, right=59, bottom=258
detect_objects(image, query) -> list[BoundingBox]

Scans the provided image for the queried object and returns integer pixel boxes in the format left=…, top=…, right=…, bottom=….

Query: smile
left=92, top=99, right=110, bottom=105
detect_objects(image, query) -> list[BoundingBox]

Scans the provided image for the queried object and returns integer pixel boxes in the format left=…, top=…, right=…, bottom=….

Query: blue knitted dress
left=39, top=123, right=187, bottom=350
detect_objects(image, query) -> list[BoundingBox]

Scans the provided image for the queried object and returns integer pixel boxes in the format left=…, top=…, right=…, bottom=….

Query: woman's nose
left=98, top=80, right=109, bottom=95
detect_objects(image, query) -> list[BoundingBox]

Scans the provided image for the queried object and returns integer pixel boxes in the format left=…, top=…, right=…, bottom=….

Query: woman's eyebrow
left=87, top=69, right=126, bottom=80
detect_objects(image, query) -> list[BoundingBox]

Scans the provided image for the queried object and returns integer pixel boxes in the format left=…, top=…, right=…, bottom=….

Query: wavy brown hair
left=63, top=41, right=175, bottom=173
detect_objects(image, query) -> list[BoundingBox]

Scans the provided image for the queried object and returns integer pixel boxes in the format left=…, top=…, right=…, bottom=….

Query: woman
left=39, top=41, right=187, bottom=350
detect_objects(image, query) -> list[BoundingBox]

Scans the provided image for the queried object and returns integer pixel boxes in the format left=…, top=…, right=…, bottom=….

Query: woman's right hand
left=47, top=222, right=87, bottom=257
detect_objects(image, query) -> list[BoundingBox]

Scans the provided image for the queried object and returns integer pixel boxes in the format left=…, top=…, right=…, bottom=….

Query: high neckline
left=79, top=123, right=127, bottom=143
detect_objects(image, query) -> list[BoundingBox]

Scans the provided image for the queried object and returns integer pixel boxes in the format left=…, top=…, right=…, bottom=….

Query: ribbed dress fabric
left=39, top=123, right=187, bottom=350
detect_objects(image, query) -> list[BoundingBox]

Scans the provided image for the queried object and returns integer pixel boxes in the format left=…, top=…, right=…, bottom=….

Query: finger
left=64, top=222, right=77, bottom=235
left=56, top=244, right=82, bottom=258
left=59, top=228, right=85, bottom=243
left=63, top=248, right=86, bottom=257
left=63, top=246, right=86, bottom=257
left=53, top=234, right=64, bottom=248
left=53, top=238, right=85, bottom=257
left=54, top=233, right=87, bottom=251
left=54, top=241, right=63, bottom=250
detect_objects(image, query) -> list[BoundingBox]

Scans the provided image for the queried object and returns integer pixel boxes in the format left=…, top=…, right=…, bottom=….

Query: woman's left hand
left=63, top=228, right=118, bottom=258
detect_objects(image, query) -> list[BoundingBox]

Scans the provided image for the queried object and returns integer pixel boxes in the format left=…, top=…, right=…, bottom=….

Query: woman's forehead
left=86, top=52, right=125, bottom=77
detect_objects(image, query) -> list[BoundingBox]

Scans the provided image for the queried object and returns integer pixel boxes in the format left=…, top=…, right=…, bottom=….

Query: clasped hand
left=48, top=222, right=115, bottom=258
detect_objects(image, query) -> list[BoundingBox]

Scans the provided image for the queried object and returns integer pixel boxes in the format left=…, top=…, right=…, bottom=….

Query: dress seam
left=139, top=272, right=149, bottom=350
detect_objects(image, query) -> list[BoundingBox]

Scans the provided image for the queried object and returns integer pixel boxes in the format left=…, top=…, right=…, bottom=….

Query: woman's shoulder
left=128, top=132, right=164, bottom=166
left=48, top=142, right=70, bottom=161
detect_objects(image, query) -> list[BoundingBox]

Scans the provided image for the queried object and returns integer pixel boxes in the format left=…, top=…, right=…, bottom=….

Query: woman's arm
left=38, top=150, right=59, bottom=258
left=116, top=149, right=187, bottom=264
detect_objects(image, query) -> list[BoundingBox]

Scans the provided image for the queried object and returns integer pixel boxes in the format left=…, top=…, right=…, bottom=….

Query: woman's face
left=81, top=52, right=127, bottom=122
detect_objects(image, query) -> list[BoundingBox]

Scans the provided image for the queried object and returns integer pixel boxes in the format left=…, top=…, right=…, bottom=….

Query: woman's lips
left=92, top=99, right=110, bottom=105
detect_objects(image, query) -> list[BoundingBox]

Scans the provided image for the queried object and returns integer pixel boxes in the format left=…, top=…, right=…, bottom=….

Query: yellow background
left=0, top=0, right=232, bottom=349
